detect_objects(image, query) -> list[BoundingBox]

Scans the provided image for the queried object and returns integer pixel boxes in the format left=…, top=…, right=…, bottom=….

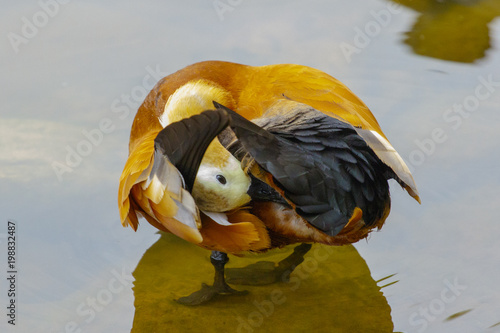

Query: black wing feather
left=214, top=101, right=392, bottom=237
left=154, top=110, right=230, bottom=191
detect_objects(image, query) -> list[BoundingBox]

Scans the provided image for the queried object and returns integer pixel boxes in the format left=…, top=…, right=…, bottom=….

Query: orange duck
left=118, top=61, right=419, bottom=304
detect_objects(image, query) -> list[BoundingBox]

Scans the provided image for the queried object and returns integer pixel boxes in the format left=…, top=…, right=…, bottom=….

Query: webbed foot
left=176, top=251, right=247, bottom=306
left=176, top=282, right=247, bottom=305
left=226, top=243, right=312, bottom=285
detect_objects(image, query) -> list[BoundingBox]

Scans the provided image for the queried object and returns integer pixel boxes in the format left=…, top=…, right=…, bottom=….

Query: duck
left=118, top=61, right=420, bottom=305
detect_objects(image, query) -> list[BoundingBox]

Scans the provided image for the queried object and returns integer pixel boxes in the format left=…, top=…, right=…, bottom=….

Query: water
left=1, top=0, right=499, bottom=332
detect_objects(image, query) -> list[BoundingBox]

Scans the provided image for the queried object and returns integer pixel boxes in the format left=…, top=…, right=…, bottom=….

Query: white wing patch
left=356, top=129, right=420, bottom=201
left=145, top=149, right=201, bottom=230
left=202, top=211, right=232, bottom=226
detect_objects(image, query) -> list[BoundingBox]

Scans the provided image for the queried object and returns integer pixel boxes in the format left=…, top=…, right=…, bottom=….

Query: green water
left=132, top=233, right=393, bottom=332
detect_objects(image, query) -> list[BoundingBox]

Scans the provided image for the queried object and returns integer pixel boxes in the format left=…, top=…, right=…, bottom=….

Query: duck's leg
left=226, top=243, right=312, bottom=285
left=176, top=251, right=247, bottom=306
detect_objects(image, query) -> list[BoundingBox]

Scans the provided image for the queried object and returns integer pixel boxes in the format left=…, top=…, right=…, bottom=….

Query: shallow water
left=1, top=0, right=500, bottom=332
left=132, top=234, right=393, bottom=332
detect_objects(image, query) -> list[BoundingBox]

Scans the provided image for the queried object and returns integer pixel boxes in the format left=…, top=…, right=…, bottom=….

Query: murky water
left=1, top=1, right=500, bottom=332
left=132, top=233, right=393, bottom=332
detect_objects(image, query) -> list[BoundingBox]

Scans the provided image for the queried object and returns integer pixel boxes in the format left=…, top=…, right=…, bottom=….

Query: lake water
left=1, top=0, right=500, bottom=332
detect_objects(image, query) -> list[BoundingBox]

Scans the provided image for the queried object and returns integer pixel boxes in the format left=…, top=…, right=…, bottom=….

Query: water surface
left=1, top=0, right=499, bottom=332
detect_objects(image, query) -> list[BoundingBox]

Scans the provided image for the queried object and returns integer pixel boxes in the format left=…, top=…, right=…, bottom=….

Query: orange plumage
left=118, top=61, right=419, bottom=255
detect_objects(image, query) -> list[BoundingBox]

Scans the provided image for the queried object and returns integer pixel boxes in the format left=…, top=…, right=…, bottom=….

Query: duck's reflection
left=131, top=232, right=394, bottom=332
left=390, top=0, right=500, bottom=63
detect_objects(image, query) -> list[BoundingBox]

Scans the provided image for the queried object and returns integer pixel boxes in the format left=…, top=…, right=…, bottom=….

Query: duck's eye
left=216, top=174, right=227, bottom=185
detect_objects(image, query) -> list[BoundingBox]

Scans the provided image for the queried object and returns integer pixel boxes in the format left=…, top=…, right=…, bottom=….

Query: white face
left=192, top=155, right=251, bottom=212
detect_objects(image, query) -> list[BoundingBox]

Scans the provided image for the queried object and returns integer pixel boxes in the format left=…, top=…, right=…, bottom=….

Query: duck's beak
left=247, top=174, right=289, bottom=206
